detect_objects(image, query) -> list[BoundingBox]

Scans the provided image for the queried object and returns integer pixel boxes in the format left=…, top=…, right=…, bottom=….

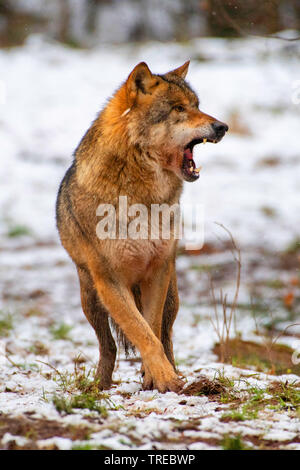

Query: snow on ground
left=0, top=35, right=299, bottom=450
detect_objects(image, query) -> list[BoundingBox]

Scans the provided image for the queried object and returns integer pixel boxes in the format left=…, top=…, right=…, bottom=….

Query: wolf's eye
left=174, top=105, right=185, bottom=113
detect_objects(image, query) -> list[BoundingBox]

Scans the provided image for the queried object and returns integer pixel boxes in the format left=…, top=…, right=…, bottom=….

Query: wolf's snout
left=211, top=121, right=228, bottom=139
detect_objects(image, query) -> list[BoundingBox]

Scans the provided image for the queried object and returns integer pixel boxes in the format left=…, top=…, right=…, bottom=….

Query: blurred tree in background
left=0, top=0, right=299, bottom=48
left=0, top=0, right=45, bottom=46
left=207, top=0, right=300, bottom=37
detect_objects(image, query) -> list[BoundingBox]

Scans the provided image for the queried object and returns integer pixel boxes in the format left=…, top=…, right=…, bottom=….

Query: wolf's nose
left=211, top=121, right=229, bottom=137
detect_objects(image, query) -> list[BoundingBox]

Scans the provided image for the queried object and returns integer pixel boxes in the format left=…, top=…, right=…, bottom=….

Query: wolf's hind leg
left=161, top=269, right=179, bottom=371
left=77, top=266, right=117, bottom=390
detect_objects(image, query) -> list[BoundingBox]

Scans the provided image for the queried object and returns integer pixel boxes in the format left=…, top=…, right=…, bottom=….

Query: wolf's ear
left=126, top=62, right=154, bottom=102
left=169, top=61, right=190, bottom=79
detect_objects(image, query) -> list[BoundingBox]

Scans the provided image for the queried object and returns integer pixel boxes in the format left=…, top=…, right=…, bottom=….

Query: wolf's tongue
left=184, top=148, right=193, bottom=160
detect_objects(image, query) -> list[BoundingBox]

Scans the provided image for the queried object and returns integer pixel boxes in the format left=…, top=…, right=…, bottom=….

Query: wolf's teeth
left=203, top=138, right=207, bottom=144
left=194, top=167, right=202, bottom=173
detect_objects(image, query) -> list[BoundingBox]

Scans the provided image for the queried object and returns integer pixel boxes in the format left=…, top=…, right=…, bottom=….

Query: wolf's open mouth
left=182, top=138, right=213, bottom=182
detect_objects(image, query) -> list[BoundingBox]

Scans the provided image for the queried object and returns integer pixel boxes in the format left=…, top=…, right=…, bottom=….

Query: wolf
left=56, top=61, right=228, bottom=393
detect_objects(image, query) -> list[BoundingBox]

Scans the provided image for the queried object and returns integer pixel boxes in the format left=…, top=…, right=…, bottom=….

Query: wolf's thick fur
left=56, top=61, right=227, bottom=392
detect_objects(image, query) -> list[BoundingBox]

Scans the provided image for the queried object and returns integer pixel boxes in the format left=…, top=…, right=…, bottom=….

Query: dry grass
left=213, top=338, right=300, bottom=376
left=209, top=224, right=241, bottom=362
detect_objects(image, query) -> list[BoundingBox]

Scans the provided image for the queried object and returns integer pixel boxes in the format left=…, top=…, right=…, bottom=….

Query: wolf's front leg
left=139, top=259, right=176, bottom=389
left=88, top=261, right=183, bottom=393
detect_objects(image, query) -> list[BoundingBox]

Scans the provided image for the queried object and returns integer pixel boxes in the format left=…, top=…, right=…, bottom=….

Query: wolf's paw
left=155, top=375, right=184, bottom=394
left=142, top=376, right=153, bottom=390
left=94, top=368, right=113, bottom=391
left=94, top=377, right=112, bottom=391
left=142, top=365, right=183, bottom=394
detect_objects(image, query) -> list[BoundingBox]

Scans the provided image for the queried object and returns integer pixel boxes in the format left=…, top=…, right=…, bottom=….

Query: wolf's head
left=117, top=62, right=228, bottom=182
